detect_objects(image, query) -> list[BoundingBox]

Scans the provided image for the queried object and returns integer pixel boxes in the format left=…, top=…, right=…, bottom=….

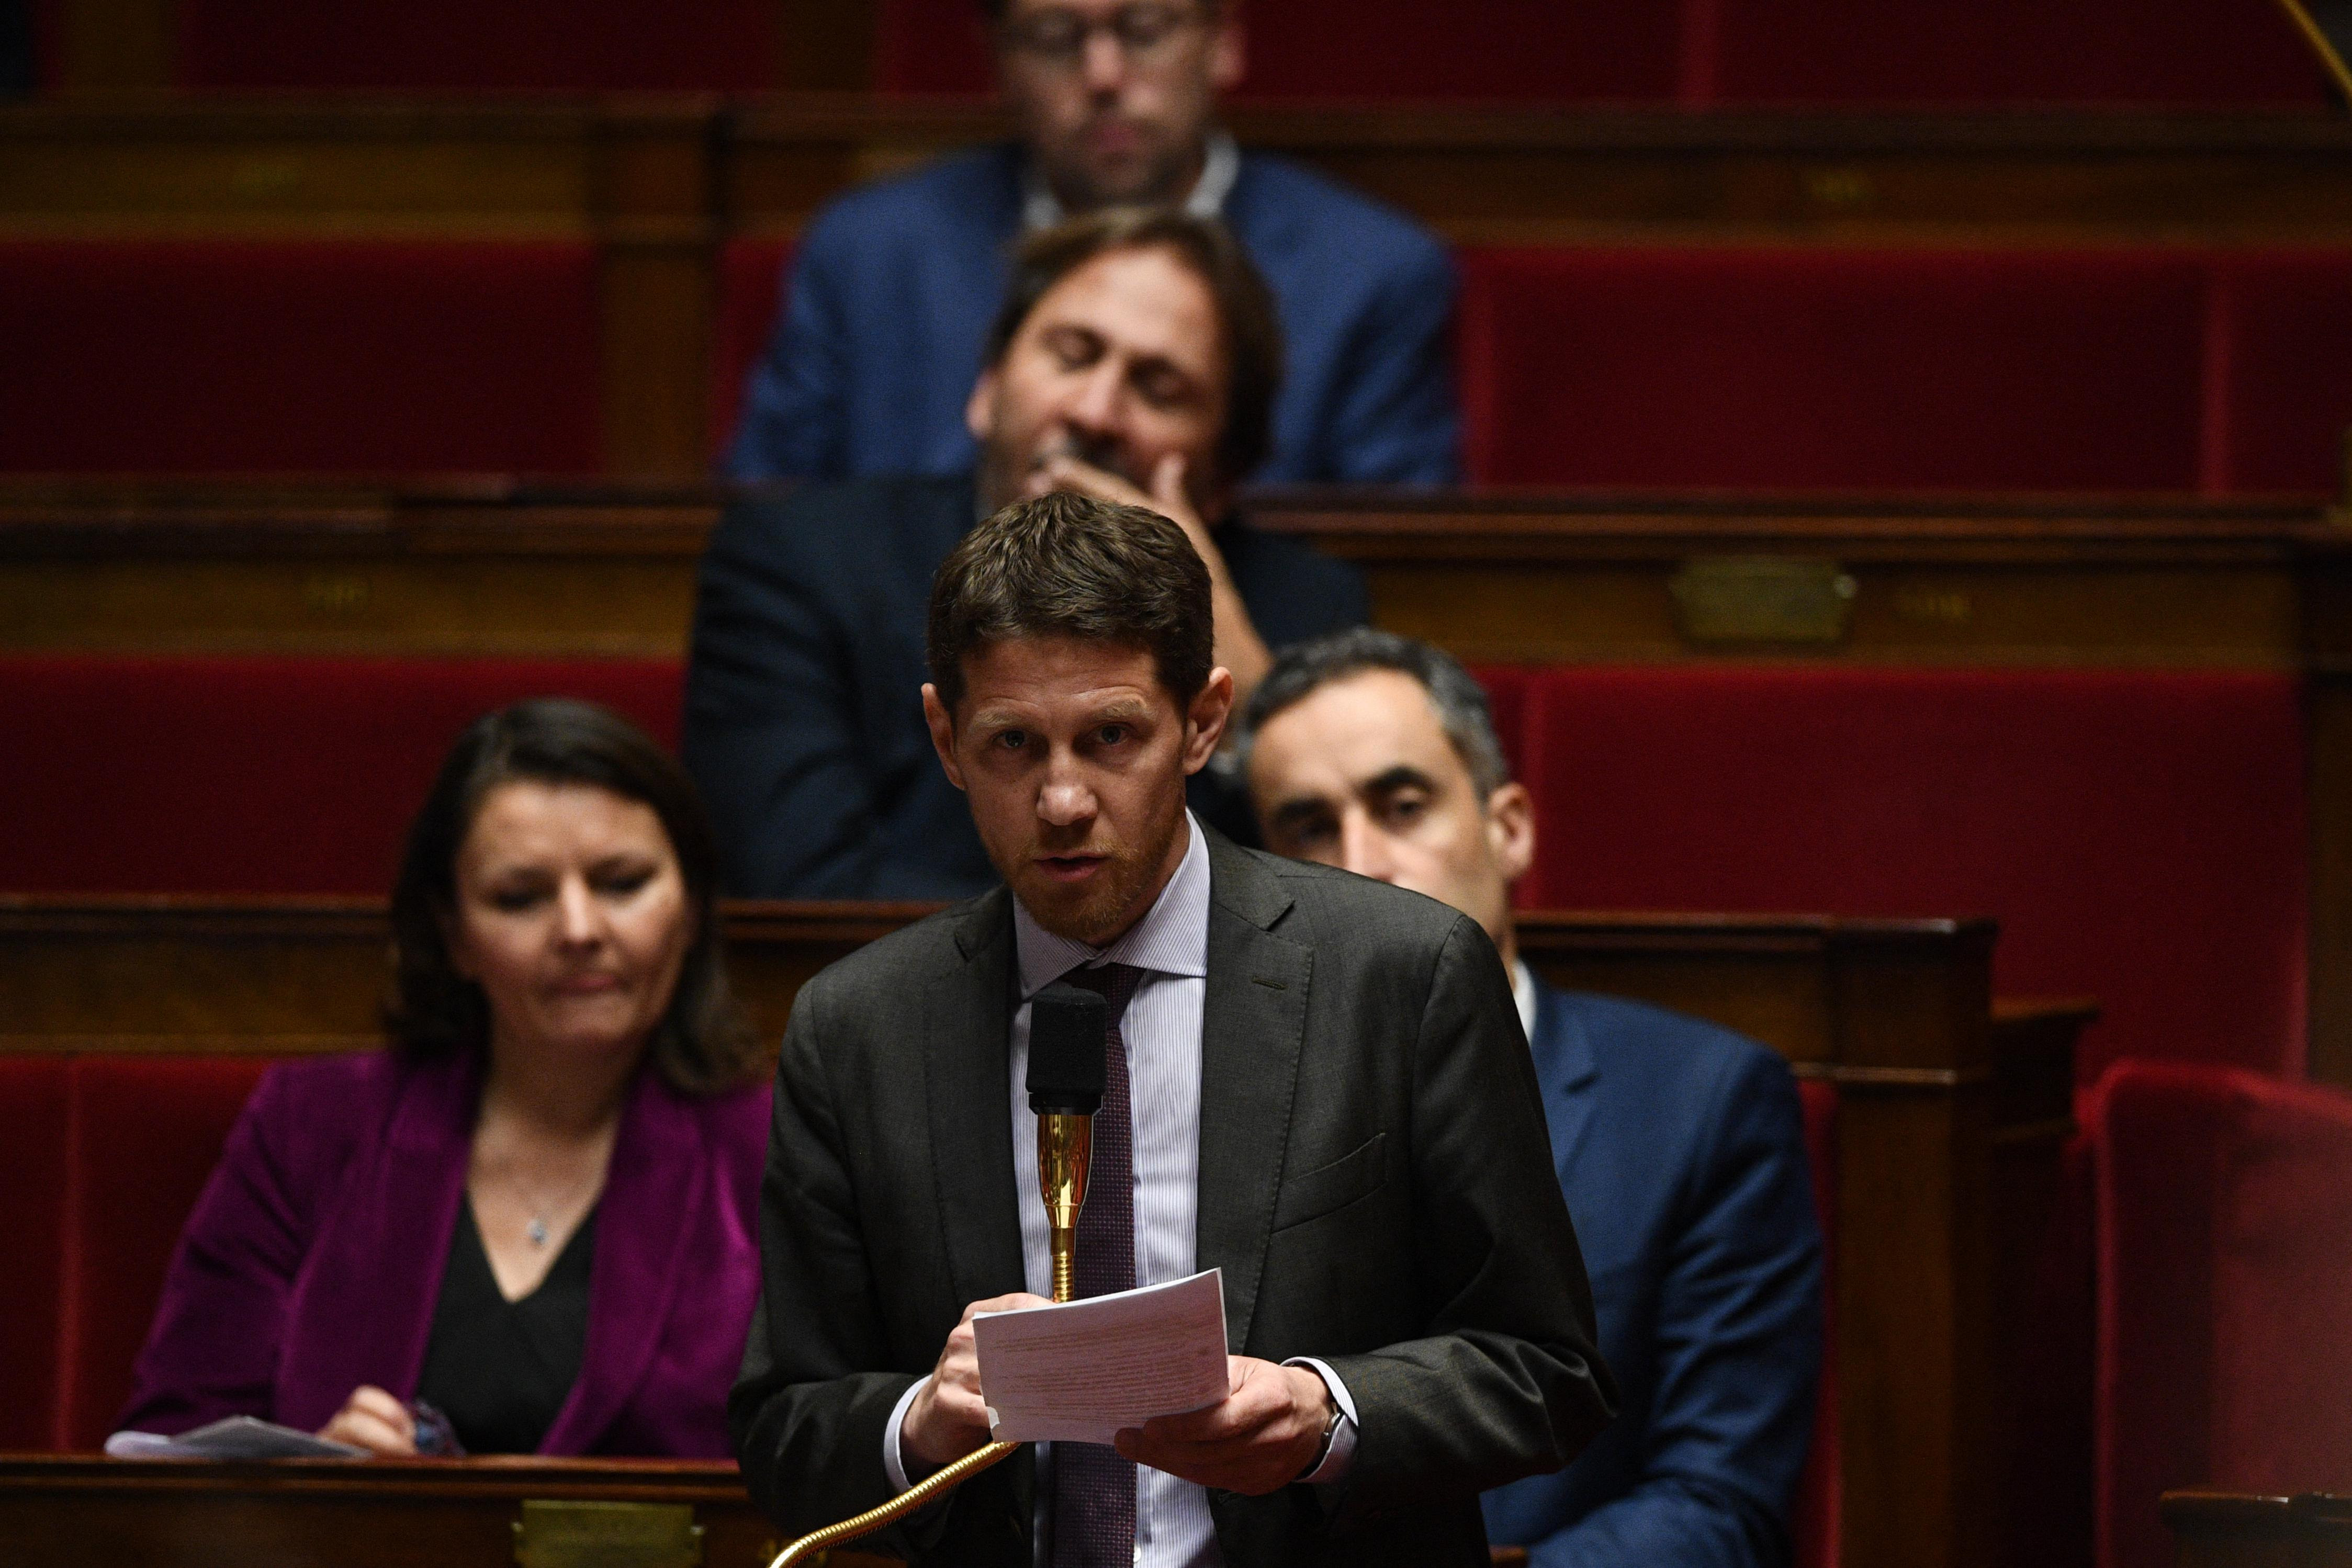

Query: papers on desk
left=106, top=1416, right=364, bottom=1460
left=973, top=1268, right=1231, bottom=1445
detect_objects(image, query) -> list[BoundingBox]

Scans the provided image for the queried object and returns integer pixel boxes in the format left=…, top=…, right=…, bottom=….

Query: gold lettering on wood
left=301, top=574, right=372, bottom=613
left=513, top=1500, right=704, bottom=1568
left=1802, top=167, right=1876, bottom=209
left=1670, top=557, right=1856, bottom=646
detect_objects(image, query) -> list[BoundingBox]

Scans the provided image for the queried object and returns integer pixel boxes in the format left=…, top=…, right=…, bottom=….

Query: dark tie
left=1051, top=961, right=1143, bottom=1568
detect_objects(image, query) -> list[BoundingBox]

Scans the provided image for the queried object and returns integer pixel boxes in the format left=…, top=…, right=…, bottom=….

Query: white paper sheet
left=972, top=1268, right=1231, bottom=1445
left=105, top=1415, right=364, bottom=1460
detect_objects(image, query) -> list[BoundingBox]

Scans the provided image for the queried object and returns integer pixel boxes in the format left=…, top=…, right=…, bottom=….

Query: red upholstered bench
left=872, top=0, right=1683, bottom=101
left=711, top=238, right=797, bottom=467
left=0, top=1057, right=73, bottom=1449
left=1482, top=665, right=2306, bottom=1084
left=0, top=241, right=601, bottom=477
left=717, top=240, right=2352, bottom=495
left=1708, top=0, right=2327, bottom=105
left=1458, top=246, right=2219, bottom=490
left=869, top=0, right=2326, bottom=104
left=2209, top=250, right=2352, bottom=494
left=2090, top=1062, right=2352, bottom=1568
left=0, top=1054, right=272, bottom=1452
left=0, top=657, right=683, bottom=895
left=165, top=0, right=779, bottom=91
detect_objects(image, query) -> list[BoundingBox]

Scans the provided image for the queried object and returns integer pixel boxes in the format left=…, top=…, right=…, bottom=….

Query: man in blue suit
left=688, top=209, right=1366, bottom=899
left=1235, top=628, right=1824, bottom=1567
left=725, top=0, right=1458, bottom=486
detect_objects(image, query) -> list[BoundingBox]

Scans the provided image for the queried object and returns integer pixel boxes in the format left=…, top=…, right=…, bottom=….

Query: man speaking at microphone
left=731, top=492, right=1613, bottom=1566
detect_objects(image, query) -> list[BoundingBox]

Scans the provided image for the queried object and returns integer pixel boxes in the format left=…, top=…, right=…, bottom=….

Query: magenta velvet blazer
left=120, top=1047, right=770, bottom=1456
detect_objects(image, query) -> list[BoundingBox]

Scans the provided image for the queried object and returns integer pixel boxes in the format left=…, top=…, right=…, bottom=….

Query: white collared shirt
left=1512, top=957, right=1538, bottom=1044
left=1021, top=130, right=1242, bottom=232
left=885, top=815, right=1357, bottom=1566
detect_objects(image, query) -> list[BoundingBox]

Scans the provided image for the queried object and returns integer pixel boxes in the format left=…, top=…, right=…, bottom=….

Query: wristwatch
left=1305, top=1396, right=1344, bottom=1477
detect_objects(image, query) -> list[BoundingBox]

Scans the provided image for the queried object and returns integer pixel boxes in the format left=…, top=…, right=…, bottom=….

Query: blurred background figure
left=723, top=0, right=1459, bottom=486
left=688, top=209, right=1366, bottom=899
left=1239, top=629, right=1824, bottom=1568
left=119, top=699, right=770, bottom=1458
left=0, top=0, right=32, bottom=96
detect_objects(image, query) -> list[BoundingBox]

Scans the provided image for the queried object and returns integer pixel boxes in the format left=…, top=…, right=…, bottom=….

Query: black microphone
left=1028, top=982, right=1108, bottom=1114
left=1027, top=982, right=1107, bottom=1302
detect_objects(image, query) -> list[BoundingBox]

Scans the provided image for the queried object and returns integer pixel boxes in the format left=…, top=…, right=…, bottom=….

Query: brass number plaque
left=513, top=1499, right=705, bottom=1568
left=1669, top=556, right=1857, bottom=647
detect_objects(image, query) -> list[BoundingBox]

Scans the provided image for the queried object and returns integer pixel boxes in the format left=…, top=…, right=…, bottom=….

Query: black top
left=683, top=475, right=1371, bottom=900
left=414, top=1200, right=597, bottom=1455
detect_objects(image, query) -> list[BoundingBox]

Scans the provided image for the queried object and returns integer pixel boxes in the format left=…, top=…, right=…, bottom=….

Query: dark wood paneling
left=2163, top=1490, right=2352, bottom=1568
left=7, top=100, right=2352, bottom=245
left=725, top=101, right=2352, bottom=244
left=0, top=482, right=2330, bottom=663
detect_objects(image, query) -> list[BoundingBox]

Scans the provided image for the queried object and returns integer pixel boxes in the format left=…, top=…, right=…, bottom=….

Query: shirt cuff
left=882, top=1375, right=930, bottom=1493
left=1283, top=1357, right=1359, bottom=1486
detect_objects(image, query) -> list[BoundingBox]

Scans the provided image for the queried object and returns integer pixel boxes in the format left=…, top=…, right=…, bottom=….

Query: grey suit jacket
left=730, top=833, right=1613, bottom=1566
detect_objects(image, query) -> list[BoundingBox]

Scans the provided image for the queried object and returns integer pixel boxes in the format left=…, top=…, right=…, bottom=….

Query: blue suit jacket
left=1483, top=983, right=1824, bottom=1568
left=681, top=475, right=1368, bottom=899
left=724, top=144, right=1460, bottom=486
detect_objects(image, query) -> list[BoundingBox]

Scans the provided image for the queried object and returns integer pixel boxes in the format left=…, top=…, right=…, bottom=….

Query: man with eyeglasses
left=724, top=0, right=1459, bottom=489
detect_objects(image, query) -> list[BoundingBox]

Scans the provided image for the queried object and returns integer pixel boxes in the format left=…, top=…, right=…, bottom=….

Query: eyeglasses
left=999, top=3, right=1204, bottom=69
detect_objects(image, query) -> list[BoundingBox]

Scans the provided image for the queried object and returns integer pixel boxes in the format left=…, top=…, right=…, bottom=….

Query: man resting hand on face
left=685, top=209, right=1366, bottom=901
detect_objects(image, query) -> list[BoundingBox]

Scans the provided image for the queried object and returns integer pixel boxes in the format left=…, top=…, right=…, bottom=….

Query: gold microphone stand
left=764, top=1109, right=1093, bottom=1568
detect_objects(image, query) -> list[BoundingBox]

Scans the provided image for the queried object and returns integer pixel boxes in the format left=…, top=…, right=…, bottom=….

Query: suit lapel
left=1531, top=984, right=1602, bottom=1180
left=929, top=890, right=1027, bottom=1306
left=1194, top=838, right=1311, bottom=1355
left=540, top=1070, right=701, bottom=1454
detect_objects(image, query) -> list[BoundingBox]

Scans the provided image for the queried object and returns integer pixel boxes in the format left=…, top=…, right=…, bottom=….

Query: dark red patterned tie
left=1051, top=961, right=1142, bottom=1568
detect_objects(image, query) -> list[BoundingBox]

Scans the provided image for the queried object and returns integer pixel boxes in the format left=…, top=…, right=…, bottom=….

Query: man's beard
left=1004, top=791, right=1187, bottom=947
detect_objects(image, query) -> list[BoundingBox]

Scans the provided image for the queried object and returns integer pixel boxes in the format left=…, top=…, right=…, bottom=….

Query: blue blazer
left=723, top=144, right=1460, bottom=487
left=681, top=475, right=1368, bottom=900
left=1484, top=983, right=1824, bottom=1568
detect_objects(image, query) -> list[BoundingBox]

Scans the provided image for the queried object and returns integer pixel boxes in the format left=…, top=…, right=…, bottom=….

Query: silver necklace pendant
left=526, top=1215, right=550, bottom=1248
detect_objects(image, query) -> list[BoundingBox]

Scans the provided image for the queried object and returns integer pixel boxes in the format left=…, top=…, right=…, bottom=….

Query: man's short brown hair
left=983, top=207, right=1283, bottom=484
left=927, top=490, right=1214, bottom=714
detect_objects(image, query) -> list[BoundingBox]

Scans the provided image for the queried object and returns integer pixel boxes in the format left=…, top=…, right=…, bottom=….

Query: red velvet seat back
left=0, top=1057, right=73, bottom=1449
left=1460, top=245, right=2352, bottom=493
left=871, top=0, right=2328, bottom=104
left=172, top=1, right=779, bottom=91
left=2210, top=251, right=2352, bottom=494
left=1484, top=665, right=2305, bottom=1082
left=0, top=1055, right=271, bottom=1452
left=0, top=241, right=601, bottom=477
left=0, top=657, right=684, bottom=895
left=872, top=0, right=1683, bottom=101
left=1710, top=0, right=2327, bottom=106
left=2091, top=1062, right=2352, bottom=1568
left=1458, top=247, right=2213, bottom=490
left=711, top=238, right=796, bottom=465
left=59, top=1056, right=274, bottom=1451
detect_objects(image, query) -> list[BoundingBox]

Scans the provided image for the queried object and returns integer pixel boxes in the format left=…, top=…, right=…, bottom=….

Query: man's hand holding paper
left=971, top=1270, right=1229, bottom=1445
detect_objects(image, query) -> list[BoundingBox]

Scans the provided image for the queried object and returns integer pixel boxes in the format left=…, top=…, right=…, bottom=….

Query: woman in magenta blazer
left=121, top=700, right=772, bottom=1457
